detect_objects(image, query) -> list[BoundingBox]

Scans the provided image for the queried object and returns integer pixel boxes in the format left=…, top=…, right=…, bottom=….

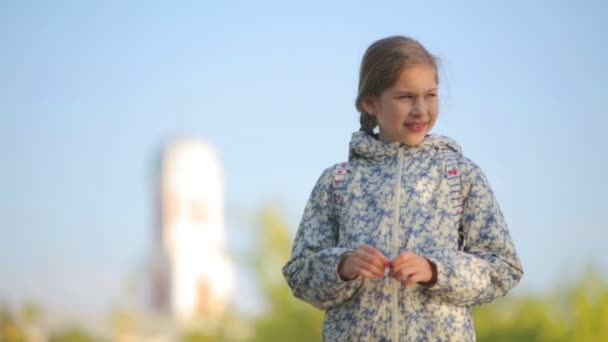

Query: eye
left=397, top=94, right=414, bottom=100
left=426, top=93, right=438, bottom=98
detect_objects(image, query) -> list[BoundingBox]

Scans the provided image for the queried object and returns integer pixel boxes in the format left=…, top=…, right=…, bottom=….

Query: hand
left=389, top=252, right=437, bottom=286
left=338, top=245, right=390, bottom=281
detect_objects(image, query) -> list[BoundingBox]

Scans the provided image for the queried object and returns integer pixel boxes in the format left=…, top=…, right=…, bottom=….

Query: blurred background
left=1, top=0, right=607, bottom=341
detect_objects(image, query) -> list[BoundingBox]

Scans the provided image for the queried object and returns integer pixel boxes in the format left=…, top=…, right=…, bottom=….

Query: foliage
left=247, top=206, right=325, bottom=342
left=1, top=206, right=607, bottom=342
left=474, top=266, right=608, bottom=342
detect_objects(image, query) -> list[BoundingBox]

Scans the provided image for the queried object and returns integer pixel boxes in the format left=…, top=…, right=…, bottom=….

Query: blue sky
left=1, top=1, right=607, bottom=314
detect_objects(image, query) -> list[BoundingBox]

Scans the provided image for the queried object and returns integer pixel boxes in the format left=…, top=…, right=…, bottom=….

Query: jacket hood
left=348, top=130, right=462, bottom=161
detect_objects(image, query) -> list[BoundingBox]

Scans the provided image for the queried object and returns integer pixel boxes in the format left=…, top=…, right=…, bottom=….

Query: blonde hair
left=355, top=36, right=439, bottom=134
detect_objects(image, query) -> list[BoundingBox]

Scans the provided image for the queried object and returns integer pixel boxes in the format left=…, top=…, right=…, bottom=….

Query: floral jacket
left=282, top=131, right=523, bottom=341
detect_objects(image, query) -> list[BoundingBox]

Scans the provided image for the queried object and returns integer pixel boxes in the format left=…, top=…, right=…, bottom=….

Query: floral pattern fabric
left=282, top=131, right=523, bottom=341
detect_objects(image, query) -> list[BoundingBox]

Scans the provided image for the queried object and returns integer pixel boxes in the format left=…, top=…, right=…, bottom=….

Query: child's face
left=364, top=65, right=438, bottom=146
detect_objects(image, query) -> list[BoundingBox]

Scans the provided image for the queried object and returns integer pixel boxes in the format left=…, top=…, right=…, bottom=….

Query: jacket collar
left=348, top=131, right=462, bottom=161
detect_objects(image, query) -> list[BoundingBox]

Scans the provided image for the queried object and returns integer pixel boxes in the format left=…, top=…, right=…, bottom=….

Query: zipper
left=392, top=149, right=404, bottom=342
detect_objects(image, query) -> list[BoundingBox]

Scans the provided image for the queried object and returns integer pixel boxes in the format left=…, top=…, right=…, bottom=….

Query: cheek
left=428, top=100, right=439, bottom=118
left=391, top=102, right=412, bottom=116
left=379, top=104, right=405, bottom=122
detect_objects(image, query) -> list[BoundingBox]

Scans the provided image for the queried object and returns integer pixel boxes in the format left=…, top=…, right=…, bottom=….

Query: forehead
left=391, top=65, right=437, bottom=91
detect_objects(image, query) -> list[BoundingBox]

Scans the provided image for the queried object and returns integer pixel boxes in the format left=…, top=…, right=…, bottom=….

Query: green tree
left=474, top=267, right=608, bottom=342
left=49, top=326, right=98, bottom=342
left=248, top=206, right=324, bottom=342
left=0, top=305, right=25, bottom=342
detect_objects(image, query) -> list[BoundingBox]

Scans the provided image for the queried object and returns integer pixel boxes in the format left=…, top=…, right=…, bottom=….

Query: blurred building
left=150, top=137, right=234, bottom=323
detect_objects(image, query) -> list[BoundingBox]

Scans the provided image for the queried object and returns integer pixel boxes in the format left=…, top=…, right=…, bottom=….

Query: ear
left=362, top=96, right=379, bottom=117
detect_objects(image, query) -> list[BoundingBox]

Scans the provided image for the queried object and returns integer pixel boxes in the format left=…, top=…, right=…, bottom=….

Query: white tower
left=154, top=138, right=234, bottom=321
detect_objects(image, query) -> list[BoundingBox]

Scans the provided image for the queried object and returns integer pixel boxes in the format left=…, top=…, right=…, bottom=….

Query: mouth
left=404, top=122, right=427, bottom=133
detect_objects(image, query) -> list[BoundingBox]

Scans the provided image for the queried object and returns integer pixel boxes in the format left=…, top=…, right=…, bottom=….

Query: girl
left=282, top=36, right=523, bottom=341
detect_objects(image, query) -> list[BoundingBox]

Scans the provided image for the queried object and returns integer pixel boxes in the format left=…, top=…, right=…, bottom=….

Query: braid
left=359, top=113, right=377, bottom=134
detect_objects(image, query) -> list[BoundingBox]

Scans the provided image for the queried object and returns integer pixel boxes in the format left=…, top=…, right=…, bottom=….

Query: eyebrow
left=394, top=88, right=438, bottom=94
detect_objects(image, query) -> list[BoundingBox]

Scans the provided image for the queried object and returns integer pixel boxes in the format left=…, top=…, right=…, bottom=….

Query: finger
left=392, top=267, right=418, bottom=282
left=357, top=250, right=388, bottom=275
left=358, top=267, right=378, bottom=279
left=404, top=273, right=425, bottom=286
left=391, top=251, right=416, bottom=268
left=388, top=269, right=401, bottom=279
left=359, top=250, right=385, bottom=268
left=391, top=262, right=420, bottom=275
left=354, top=258, right=385, bottom=278
left=360, top=245, right=391, bottom=266
left=360, top=260, right=387, bottom=278
left=360, top=245, right=390, bottom=263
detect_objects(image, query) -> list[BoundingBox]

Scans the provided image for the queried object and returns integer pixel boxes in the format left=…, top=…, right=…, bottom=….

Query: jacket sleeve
left=282, top=167, right=363, bottom=311
left=425, top=159, right=523, bottom=306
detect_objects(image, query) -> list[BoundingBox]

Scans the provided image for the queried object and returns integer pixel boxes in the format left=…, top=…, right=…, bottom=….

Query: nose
left=410, top=98, right=427, bottom=118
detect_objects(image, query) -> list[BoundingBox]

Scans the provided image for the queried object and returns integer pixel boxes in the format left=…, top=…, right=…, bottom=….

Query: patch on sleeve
left=333, top=162, right=348, bottom=204
left=444, top=153, right=463, bottom=214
